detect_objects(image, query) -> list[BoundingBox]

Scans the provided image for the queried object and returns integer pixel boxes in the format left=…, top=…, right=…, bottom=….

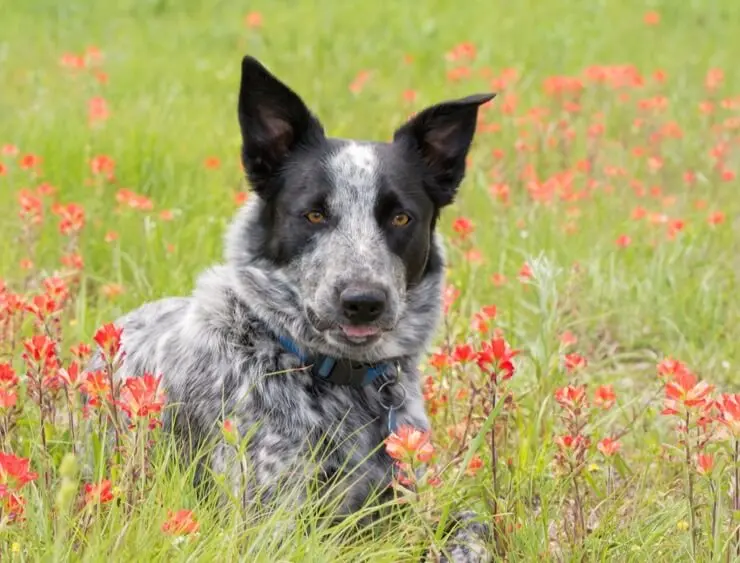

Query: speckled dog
left=98, top=56, right=494, bottom=562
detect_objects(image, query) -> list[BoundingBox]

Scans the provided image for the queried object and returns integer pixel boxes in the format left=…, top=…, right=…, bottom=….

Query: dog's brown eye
left=305, top=211, right=326, bottom=224
left=391, top=213, right=411, bottom=227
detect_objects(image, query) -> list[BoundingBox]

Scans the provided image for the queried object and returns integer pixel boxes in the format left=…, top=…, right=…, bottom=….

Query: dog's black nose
left=340, top=287, right=387, bottom=324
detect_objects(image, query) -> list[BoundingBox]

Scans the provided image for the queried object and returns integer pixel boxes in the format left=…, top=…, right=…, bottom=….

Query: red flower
left=662, top=370, right=713, bottom=415
left=243, top=11, right=263, bottom=29
left=466, top=455, right=484, bottom=476
left=518, top=263, right=532, bottom=282
left=88, top=97, right=109, bottom=124
left=0, top=388, right=17, bottom=409
left=555, top=434, right=589, bottom=451
left=594, top=385, right=616, bottom=410
left=84, top=479, right=115, bottom=505
left=52, top=202, right=86, bottom=235
left=117, top=373, right=165, bottom=421
left=59, top=361, right=83, bottom=388
left=162, top=509, right=200, bottom=536
left=0, top=452, right=38, bottom=491
left=385, top=425, right=435, bottom=463
left=657, top=357, right=690, bottom=379
left=428, top=350, right=451, bottom=371
left=0, top=363, right=18, bottom=388
left=70, top=342, right=92, bottom=362
left=696, top=453, right=714, bottom=476
left=559, top=331, right=578, bottom=347
left=476, top=337, right=518, bottom=382
left=93, top=323, right=123, bottom=363
left=717, top=394, right=740, bottom=438
left=442, top=284, right=460, bottom=314
left=555, top=385, right=588, bottom=411
left=563, top=353, right=587, bottom=373
left=615, top=234, right=632, bottom=248
left=597, top=437, right=621, bottom=457
left=90, top=155, right=116, bottom=179
left=203, top=156, right=221, bottom=169
left=452, top=344, right=476, bottom=364
left=452, top=217, right=474, bottom=239
left=22, top=334, right=59, bottom=376
left=82, top=370, right=111, bottom=408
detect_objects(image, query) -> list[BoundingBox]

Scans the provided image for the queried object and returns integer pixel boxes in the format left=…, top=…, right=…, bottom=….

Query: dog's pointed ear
left=238, top=56, right=325, bottom=197
left=393, top=93, right=495, bottom=207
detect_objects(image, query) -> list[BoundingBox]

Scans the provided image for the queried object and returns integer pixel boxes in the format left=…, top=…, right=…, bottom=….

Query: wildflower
left=104, top=231, right=119, bottom=243
left=234, top=191, right=248, bottom=206
left=93, top=323, right=123, bottom=363
left=22, top=334, right=59, bottom=376
left=82, top=371, right=111, bottom=408
left=615, top=234, right=632, bottom=248
left=717, top=394, right=740, bottom=438
left=490, top=273, right=507, bottom=286
left=244, top=11, right=263, bottom=28
left=452, top=217, right=474, bottom=239
left=708, top=211, right=725, bottom=225
left=84, top=479, right=115, bottom=505
left=643, top=11, right=660, bottom=26
left=428, top=350, right=451, bottom=371
left=0, top=388, right=17, bottom=409
left=385, top=425, right=435, bottom=463
left=0, top=453, right=38, bottom=491
left=162, top=509, right=200, bottom=536
left=594, top=385, right=617, bottom=410
left=203, top=156, right=221, bottom=169
left=555, top=434, right=589, bottom=451
left=70, top=342, right=92, bottom=362
left=452, top=343, right=476, bottom=364
left=58, top=361, right=83, bottom=388
left=466, top=455, right=484, bottom=476
left=90, top=155, right=115, bottom=179
left=117, top=373, right=165, bottom=421
left=557, top=332, right=577, bottom=349
left=662, top=370, right=713, bottom=415
left=657, top=357, right=691, bottom=379
left=564, top=353, right=587, bottom=373
left=554, top=385, right=588, bottom=411
left=695, top=453, right=714, bottom=476
left=0, top=363, right=19, bottom=388
left=518, top=263, right=532, bottom=282
left=88, top=97, right=109, bottom=124
left=52, top=203, right=85, bottom=236
left=222, top=419, right=238, bottom=446
left=476, top=337, right=518, bottom=382
left=597, top=437, right=621, bottom=457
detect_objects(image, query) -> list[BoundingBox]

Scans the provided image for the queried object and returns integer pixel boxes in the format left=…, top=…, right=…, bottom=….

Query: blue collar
left=278, top=335, right=396, bottom=387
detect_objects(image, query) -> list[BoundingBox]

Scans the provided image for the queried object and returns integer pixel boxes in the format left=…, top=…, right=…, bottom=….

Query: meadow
left=1, top=0, right=740, bottom=560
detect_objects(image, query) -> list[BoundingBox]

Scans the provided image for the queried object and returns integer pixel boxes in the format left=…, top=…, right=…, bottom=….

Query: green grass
left=1, top=0, right=740, bottom=561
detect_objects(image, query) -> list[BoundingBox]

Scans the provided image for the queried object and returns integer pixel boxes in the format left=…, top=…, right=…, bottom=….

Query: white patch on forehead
left=325, top=142, right=386, bottom=266
left=327, top=142, right=378, bottom=209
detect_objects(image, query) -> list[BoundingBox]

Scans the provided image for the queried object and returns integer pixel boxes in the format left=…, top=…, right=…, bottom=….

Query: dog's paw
left=437, top=511, right=492, bottom=563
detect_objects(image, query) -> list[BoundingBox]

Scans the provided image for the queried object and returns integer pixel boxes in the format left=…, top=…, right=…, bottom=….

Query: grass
left=1, top=0, right=740, bottom=560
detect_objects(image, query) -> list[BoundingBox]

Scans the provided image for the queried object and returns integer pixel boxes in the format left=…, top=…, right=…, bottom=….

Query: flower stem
left=685, top=411, right=697, bottom=559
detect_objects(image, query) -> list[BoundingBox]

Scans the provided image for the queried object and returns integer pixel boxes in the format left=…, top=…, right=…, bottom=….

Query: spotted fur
left=93, top=56, right=495, bottom=561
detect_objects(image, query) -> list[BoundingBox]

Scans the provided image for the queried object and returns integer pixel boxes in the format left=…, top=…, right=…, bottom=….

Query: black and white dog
left=103, top=56, right=494, bottom=561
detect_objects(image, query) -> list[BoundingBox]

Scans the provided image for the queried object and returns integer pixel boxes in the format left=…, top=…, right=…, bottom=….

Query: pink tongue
left=341, top=325, right=380, bottom=338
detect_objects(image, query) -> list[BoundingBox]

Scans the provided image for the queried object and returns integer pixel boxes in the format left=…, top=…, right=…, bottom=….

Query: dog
left=96, top=56, right=495, bottom=561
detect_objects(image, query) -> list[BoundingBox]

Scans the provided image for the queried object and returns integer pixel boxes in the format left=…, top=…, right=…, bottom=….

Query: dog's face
left=229, top=57, right=493, bottom=359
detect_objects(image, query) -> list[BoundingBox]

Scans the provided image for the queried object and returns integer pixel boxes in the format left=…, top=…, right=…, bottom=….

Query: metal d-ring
left=378, top=362, right=406, bottom=433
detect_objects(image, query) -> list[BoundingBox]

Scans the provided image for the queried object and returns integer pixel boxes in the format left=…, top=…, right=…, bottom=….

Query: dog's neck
left=201, top=200, right=445, bottom=365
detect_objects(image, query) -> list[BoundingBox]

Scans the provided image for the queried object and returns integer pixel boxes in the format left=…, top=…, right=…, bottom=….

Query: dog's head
left=226, top=56, right=494, bottom=361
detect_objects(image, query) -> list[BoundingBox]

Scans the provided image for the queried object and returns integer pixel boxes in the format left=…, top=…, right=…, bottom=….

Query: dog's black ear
left=238, top=56, right=325, bottom=196
left=393, top=93, right=495, bottom=207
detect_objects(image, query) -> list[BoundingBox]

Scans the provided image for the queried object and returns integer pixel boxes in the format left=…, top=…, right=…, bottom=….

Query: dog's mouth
left=337, top=325, right=382, bottom=345
left=306, top=307, right=387, bottom=346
